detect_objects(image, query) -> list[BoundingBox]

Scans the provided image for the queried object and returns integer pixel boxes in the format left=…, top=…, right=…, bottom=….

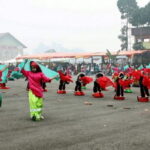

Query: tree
left=117, top=0, right=138, bottom=20
left=117, top=0, right=138, bottom=50
left=118, top=0, right=150, bottom=52
left=130, top=6, right=150, bottom=26
left=118, top=26, right=128, bottom=50
left=129, top=8, right=141, bottom=26
left=106, top=49, right=120, bottom=65
left=144, top=2, right=150, bottom=25
left=118, top=0, right=150, bottom=26
left=133, top=42, right=145, bottom=50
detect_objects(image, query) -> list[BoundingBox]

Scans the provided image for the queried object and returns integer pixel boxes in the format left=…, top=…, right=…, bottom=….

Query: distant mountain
left=45, top=49, right=56, bottom=53
left=32, top=43, right=50, bottom=54
left=32, top=42, right=85, bottom=54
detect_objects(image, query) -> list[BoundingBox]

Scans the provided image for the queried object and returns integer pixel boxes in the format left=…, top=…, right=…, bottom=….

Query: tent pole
left=91, top=56, right=93, bottom=65
left=49, top=59, right=50, bottom=68
left=75, top=58, right=77, bottom=65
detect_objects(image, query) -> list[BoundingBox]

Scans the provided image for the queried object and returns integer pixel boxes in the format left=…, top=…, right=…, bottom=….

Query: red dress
left=21, top=70, right=51, bottom=98
left=96, top=76, right=114, bottom=89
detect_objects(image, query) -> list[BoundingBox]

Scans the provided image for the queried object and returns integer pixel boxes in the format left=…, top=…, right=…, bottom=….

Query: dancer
left=57, top=70, right=73, bottom=94
left=123, top=73, right=133, bottom=93
left=132, top=69, right=140, bottom=87
left=0, top=65, right=9, bottom=89
left=92, top=72, right=104, bottom=98
left=0, top=65, right=8, bottom=107
left=74, top=73, right=93, bottom=96
left=0, top=65, right=8, bottom=80
left=114, top=72, right=125, bottom=100
left=137, top=69, right=150, bottom=102
left=21, top=60, right=57, bottom=121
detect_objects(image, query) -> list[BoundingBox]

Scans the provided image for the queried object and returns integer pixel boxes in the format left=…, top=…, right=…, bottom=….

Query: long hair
left=77, top=73, right=85, bottom=80
left=96, top=72, right=104, bottom=78
left=30, top=61, right=42, bottom=73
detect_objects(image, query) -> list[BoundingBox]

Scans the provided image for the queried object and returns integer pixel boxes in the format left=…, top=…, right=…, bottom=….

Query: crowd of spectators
left=3, top=62, right=149, bottom=77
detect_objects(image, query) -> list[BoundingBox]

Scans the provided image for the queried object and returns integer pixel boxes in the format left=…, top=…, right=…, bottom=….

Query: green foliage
left=117, top=0, right=150, bottom=51
left=129, top=8, right=141, bottom=26
left=120, top=43, right=128, bottom=51
left=121, top=26, right=127, bottom=35
left=133, top=42, right=145, bottom=50
left=144, top=2, right=150, bottom=25
left=106, top=50, right=119, bottom=64
left=118, top=26, right=128, bottom=50
left=117, top=0, right=138, bottom=20
left=117, top=0, right=138, bottom=50
left=130, top=6, right=150, bottom=26
left=118, top=34, right=127, bottom=41
left=118, top=0, right=150, bottom=26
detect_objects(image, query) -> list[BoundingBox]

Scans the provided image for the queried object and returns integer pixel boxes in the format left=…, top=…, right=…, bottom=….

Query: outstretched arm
left=41, top=74, right=59, bottom=83
left=21, top=59, right=28, bottom=70
left=21, top=59, right=30, bottom=77
left=51, top=75, right=59, bottom=80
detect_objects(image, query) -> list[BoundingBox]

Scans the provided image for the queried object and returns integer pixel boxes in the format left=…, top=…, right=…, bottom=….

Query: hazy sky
left=0, top=0, right=149, bottom=53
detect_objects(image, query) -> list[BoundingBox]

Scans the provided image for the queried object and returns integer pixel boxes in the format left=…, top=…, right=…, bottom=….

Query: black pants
left=75, top=81, right=82, bottom=92
left=116, top=82, right=124, bottom=96
left=42, top=82, right=46, bottom=90
left=59, top=80, right=66, bottom=90
left=26, top=82, right=29, bottom=90
left=139, top=83, right=149, bottom=97
left=139, top=77, right=149, bottom=97
left=93, top=81, right=101, bottom=93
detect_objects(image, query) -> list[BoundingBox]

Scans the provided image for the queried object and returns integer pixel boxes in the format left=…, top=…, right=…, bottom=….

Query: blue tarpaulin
left=0, top=65, right=8, bottom=83
left=18, top=60, right=59, bottom=79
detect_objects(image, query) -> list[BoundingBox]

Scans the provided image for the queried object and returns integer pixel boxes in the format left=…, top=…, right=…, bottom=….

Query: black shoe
left=31, top=116, right=36, bottom=121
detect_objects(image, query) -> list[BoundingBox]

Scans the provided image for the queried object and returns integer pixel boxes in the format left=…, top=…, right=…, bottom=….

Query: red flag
left=97, top=76, right=114, bottom=89
left=80, top=76, right=93, bottom=84
left=58, top=71, right=73, bottom=82
left=143, top=76, right=150, bottom=89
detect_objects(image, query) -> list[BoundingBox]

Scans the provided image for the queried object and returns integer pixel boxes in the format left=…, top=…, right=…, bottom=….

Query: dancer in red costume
left=114, top=72, right=125, bottom=100
left=92, top=72, right=104, bottom=98
left=74, top=73, right=93, bottom=96
left=123, top=73, right=133, bottom=93
left=132, top=70, right=141, bottom=87
left=21, top=61, right=58, bottom=121
left=136, top=69, right=150, bottom=102
left=57, top=70, right=73, bottom=94
left=92, top=72, right=114, bottom=98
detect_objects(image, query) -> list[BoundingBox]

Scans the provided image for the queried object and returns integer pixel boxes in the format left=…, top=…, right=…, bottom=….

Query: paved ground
left=0, top=77, right=150, bottom=150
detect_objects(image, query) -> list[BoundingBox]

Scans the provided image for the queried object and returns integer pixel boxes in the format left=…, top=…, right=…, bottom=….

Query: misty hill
left=32, top=43, right=85, bottom=54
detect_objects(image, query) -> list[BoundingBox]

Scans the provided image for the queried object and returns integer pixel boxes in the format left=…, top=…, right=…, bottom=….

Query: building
left=131, top=27, right=150, bottom=49
left=0, top=32, right=27, bottom=62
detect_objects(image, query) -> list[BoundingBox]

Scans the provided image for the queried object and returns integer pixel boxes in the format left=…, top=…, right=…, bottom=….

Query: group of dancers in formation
left=0, top=60, right=150, bottom=121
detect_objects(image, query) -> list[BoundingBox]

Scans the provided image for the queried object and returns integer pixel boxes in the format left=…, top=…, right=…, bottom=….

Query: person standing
left=0, top=65, right=8, bottom=107
left=21, top=61, right=57, bottom=121
left=74, top=73, right=93, bottom=96
left=0, top=65, right=9, bottom=89
left=114, top=72, right=125, bottom=100
left=57, top=70, right=73, bottom=94
left=137, top=69, right=150, bottom=102
left=92, top=72, right=104, bottom=98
